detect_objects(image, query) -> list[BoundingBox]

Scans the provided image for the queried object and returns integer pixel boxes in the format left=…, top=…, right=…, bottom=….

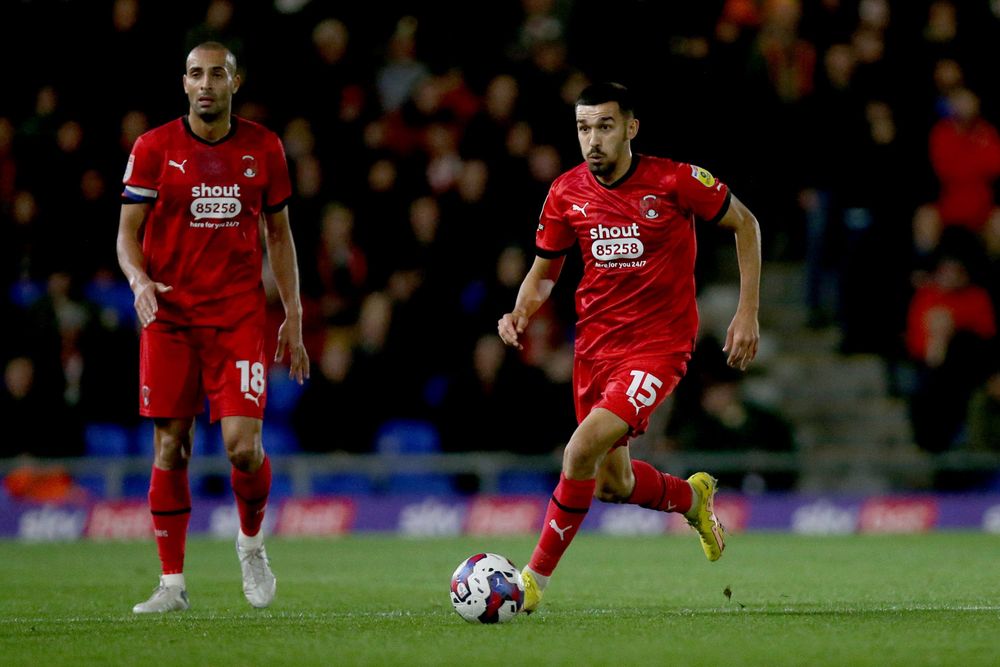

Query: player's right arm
left=498, top=255, right=564, bottom=350
left=116, top=202, right=172, bottom=328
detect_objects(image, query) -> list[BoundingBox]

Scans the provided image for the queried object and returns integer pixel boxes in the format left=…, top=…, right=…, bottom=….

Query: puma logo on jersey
left=168, top=159, right=187, bottom=174
left=572, top=202, right=590, bottom=217
left=549, top=519, right=572, bottom=541
left=244, top=392, right=261, bottom=406
left=628, top=396, right=643, bottom=415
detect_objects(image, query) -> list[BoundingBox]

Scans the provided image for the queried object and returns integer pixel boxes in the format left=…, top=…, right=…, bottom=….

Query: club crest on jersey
left=242, top=154, right=258, bottom=178
left=691, top=165, right=716, bottom=188
left=640, top=194, right=660, bottom=219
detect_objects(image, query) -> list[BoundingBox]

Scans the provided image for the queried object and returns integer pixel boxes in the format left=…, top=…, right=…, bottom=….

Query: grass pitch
left=1, top=533, right=998, bottom=666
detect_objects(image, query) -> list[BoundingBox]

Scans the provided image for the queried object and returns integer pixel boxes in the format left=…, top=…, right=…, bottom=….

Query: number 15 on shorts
left=626, top=370, right=662, bottom=414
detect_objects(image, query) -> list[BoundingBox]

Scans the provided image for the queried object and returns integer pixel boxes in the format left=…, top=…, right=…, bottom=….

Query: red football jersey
left=122, top=116, right=292, bottom=326
left=536, top=155, right=730, bottom=359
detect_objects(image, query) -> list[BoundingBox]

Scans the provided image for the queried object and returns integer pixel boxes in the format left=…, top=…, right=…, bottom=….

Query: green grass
left=1, top=533, right=998, bottom=666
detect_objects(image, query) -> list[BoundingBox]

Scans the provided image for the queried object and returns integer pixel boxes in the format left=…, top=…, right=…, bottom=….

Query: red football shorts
left=574, top=352, right=690, bottom=446
left=139, top=308, right=268, bottom=422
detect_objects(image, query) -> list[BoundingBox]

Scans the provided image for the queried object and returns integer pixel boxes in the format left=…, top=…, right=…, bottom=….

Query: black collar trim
left=593, top=154, right=641, bottom=190
left=182, top=115, right=239, bottom=146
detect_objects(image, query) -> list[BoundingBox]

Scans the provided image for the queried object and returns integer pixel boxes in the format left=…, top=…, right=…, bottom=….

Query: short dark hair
left=576, top=82, right=635, bottom=117
left=188, top=41, right=238, bottom=75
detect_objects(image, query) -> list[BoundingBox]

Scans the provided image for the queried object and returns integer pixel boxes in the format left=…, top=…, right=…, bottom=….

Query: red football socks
left=148, top=466, right=191, bottom=575
left=231, top=456, right=271, bottom=537
left=528, top=474, right=596, bottom=577
left=627, top=459, right=692, bottom=514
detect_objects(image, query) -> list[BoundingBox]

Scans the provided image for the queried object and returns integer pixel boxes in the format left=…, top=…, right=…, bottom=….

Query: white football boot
left=237, top=537, right=276, bottom=608
left=132, top=577, right=190, bottom=614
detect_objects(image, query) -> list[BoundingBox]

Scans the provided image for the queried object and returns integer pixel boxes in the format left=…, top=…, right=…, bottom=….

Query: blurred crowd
left=2, top=0, right=1000, bottom=478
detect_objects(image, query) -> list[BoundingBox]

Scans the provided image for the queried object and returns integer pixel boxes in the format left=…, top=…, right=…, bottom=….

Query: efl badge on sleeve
left=242, top=154, right=258, bottom=178
left=640, top=194, right=660, bottom=219
left=691, top=165, right=716, bottom=188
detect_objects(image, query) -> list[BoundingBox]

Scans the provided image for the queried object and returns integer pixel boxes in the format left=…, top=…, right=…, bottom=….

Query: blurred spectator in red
left=316, top=203, right=368, bottom=326
left=922, top=88, right=1000, bottom=250
left=906, top=241, right=996, bottom=451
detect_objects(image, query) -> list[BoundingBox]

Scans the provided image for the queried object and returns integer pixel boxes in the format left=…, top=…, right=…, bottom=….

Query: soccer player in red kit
left=117, top=42, right=309, bottom=613
left=498, top=82, right=761, bottom=613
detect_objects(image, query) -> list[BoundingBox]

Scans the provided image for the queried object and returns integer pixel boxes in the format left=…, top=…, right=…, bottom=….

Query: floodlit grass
left=1, top=533, right=998, bottom=666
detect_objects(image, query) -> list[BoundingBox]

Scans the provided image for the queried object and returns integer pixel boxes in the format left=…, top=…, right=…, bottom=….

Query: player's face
left=183, top=48, right=240, bottom=121
left=576, top=102, right=638, bottom=179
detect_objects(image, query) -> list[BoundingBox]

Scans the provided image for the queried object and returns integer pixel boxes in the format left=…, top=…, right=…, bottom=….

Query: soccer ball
left=450, top=552, right=524, bottom=623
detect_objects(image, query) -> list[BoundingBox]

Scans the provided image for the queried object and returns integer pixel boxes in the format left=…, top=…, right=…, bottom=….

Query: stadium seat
left=75, top=473, right=106, bottom=498
left=266, top=367, right=305, bottom=419
left=385, top=472, right=454, bottom=495
left=262, top=422, right=300, bottom=455
left=269, top=471, right=294, bottom=499
left=194, top=421, right=224, bottom=456
left=132, top=421, right=155, bottom=457
left=497, top=471, right=557, bottom=495
left=312, top=472, right=374, bottom=495
left=122, top=473, right=151, bottom=498
left=374, top=419, right=441, bottom=455
left=8, top=278, right=44, bottom=308
left=84, top=423, right=131, bottom=457
left=84, top=279, right=136, bottom=325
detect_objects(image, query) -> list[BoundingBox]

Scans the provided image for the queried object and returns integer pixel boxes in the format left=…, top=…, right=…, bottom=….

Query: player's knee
left=225, top=437, right=263, bottom=472
left=594, top=479, right=631, bottom=504
left=153, top=421, right=193, bottom=468
left=562, top=443, right=602, bottom=479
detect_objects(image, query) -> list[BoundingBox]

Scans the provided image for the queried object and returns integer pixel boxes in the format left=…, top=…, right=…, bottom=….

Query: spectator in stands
left=906, top=239, right=996, bottom=451
left=916, top=88, right=1000, bottom=258
left=667, top=337, right=796, bottom=491
left=965, top=358, right=1000, bottom=455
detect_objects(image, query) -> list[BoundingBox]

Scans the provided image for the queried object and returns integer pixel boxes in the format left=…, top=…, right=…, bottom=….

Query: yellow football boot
left=685, top=472, right=726, bottom=561
left=521, top=569, right=543, bottom=614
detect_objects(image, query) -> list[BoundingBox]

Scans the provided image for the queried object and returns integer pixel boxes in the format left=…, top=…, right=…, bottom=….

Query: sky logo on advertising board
left=398, top=498, right=463, bottom=537
left=19, top=506, right=87, bottom=541
left=209, top=504, right=240, bottom=538
left=791, top=500, right=858, bottom=535
left=598, top=504, right=667, bottom=535
left=859, top=498, right=938, bottom=533
left=465, top=497, right=544, bottom=535
left=981, top=504, right=1000, bottom=533
left=86, top=501, right=153, bottom=539
left=276, top=498, right=355, bottom=536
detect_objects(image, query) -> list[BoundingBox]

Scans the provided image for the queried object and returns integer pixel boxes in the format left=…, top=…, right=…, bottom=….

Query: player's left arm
left=263, top=206, right=310, bottom=384
left=717, top=194, right=761, bottom=370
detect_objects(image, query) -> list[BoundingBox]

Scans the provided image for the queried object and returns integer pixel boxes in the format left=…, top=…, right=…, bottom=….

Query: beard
left=194, top=106, right=227, bottom=123
left=587, top=154, right=615, bottom=177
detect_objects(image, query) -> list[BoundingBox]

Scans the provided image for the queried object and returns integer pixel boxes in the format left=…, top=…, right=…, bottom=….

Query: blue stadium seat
left=385, top=472, right=454, bottom=495
left=132, top=421, right=155, bottom=457
left=75, top=473, right=106, bottom=498
left=84, top=279, right=136, bottom=325
left=8, top=278, right=44, bottom=308
left=122, top=473, right=151, bottom=498
left=193, top=415, right=223, bottom=456
left=266, top=368, right=305, bottom=419
left=269, top=471, right=294, bottom=499
left=84, top=423, right=131, bottom=457
left=374, top=419, right=441, bottom=455
left=497, top=471, right=557, bottom=495
left=312, top=472, right=374, bottom=495
left=262, top=422, right=300, bottom=455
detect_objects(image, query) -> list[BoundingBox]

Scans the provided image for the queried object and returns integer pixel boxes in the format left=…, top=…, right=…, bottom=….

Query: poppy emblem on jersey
left=242, top=154, right=258, bottom=178
left=640, top=194, right=659, bottom=219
